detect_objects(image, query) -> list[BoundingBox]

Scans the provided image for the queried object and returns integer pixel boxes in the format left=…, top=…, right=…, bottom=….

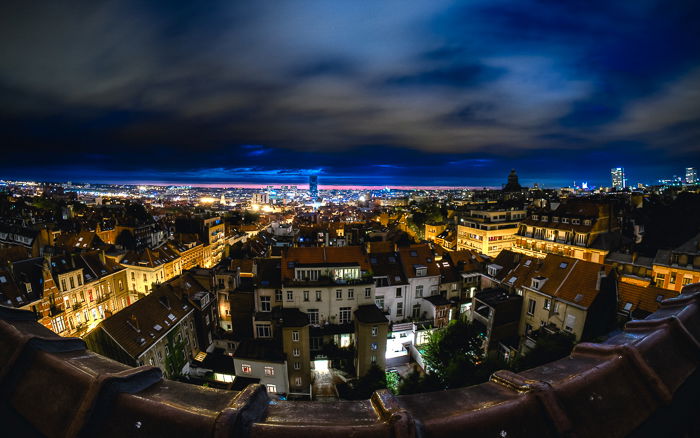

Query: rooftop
left=0, top=284, right=699, bottom=437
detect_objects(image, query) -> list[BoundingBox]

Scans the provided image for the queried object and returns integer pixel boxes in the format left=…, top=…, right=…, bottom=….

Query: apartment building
left=457, top=209, right=525, bottom=257
left=120, top=246, right=182, bottom=296
left=0, top=251, right=129, bottom=338
left=652, top=232, right=700, bottom=292
left=513, top=200, right=620, bottom=263
left=510, top=255, right=616, bottom=342
left=84, top=285, right=200, bottom=378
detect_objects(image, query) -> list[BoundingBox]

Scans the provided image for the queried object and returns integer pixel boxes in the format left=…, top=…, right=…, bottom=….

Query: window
left=242, top=364, right=252, bottom=374
left=260, top=296, right=271, bottom=312
left=292, top=330, right=300, bottom=342
left=415, top=285, right=423, bottom=298
left=294, top=361, right=301, bottom=370
left=670, top=273, right=676, bottom=284
left=347, top=288, right=354, bottom=299
left=412, top=304, right=421, bottom=319
left=52, top=316, right=66, bottom=333
left=287, top=290, right=294, bottom=301
left=266, top=384, right=277, bottom=393
left=339, top=307, right=351, bottom=324
left=365, top=288, right=371, bottom=298
left=293, top=348, right=300, bottom=357
left=256, top=324, right=271, bottom=338
left=543, top=299, right=551, bottom=311
left=69, top=277, right=75, bottom=289
left=655, top=274, right=666, bottom=287
left=308, top=309, right=319, bottom=325
left=564, top=314, right=576, bottom=332
left=311, top=337, right=321, bottom=350
left=375, top=295, right=384, bottom=310
left=315, top=290, right=322, bottom=302
left=61, top=279, right=67, bottom=291
left=371, top=326, right=378, bottom=336
left=303, top=291, right=309, bottom=301
left=336, top=289, right=342, bottom=300
left=264, top=366, right=274, bottom=376
left=554, top=302, right=560, bottom=314
left=527, top=299, right=536, bottom=316
left=370, top=343, right=378, bottom=350
left=623, top=302, right=633, bottom=311
left=294, top=376, right=302, bottom=386
left=683, top=277, right=692, bottom=286
left=371, top=355, right=377, bottom=364
left=395, top=287, right=402, bottom=298
left=396, top=302, right=404, bottom=317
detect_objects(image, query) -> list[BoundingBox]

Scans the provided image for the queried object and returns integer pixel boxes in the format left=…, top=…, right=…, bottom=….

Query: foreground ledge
left=1, top=284, right=699, bottom=437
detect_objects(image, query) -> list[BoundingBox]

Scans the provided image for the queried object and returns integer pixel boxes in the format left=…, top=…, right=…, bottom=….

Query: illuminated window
left=264, top=366, right=274, bottom=376
left=241, top=364, right=252, bottom=374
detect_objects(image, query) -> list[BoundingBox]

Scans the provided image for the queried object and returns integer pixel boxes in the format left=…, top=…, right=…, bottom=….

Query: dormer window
left=532, top=215, right=539, bottom=220
left=583, top=219, right=591, bottom=226
left=552, top=217, right=559, bottom=223
left=572, top=219, right=580, bottom=225
left=531, top=276, right=546, bottom=290
left=562, top=218, right=569, bottom=224
left=541, top=216, right=548, bottom=222
left=414, top=265, right=427, bottom=277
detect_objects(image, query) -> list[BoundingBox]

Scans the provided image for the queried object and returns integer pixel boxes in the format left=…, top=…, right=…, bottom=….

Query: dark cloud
left=0, top=0, right=698, bottom=187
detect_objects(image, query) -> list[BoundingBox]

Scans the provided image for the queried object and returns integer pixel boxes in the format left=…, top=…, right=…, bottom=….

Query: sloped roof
left=99, top=284, right=193, bottom=359
left=120, top=246, right=180, bottom=268
left=369, top=252, right=407, bottom=286
left=398, top=244, right=440, bottom=279
left=516, top=254, right=610, bottom=308
left=617, top=282, right=679, bottom=316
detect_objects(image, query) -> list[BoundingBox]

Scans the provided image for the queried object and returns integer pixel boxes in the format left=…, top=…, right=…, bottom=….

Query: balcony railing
left=0, top=284, right=698, bottom=437
left=95, top=292, right=112, bottom=304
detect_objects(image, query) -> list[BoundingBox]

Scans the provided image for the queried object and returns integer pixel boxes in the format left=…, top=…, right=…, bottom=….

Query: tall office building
left=308, top=175, right=318, bottom=200
left=686, top=167, right=697, bottom=184
left=611, top=167, right=626, bottom=190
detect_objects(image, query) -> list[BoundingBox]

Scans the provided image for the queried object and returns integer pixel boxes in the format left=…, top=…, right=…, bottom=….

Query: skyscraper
left=309, top=175, right=318, bottom=200
left=611, top=167, right=626, bottom=190
left=686, top=167, right=697, bottom=184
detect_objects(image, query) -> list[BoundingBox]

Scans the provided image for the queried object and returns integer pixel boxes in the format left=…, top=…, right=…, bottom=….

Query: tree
left=421, top=319, right=485, bottom=388
left=397, top=369, right=442, bottom=395
left=514, top=331, right=575, bottom=372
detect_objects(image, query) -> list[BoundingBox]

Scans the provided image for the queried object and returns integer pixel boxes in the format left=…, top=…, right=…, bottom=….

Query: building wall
left=257, top=283, right=375, bottom=325
left=136, top=313, right=199, bottom=378
left=518, top=289, right=587, bottom=341
left=282, top=325, right=311, bottom=394
left=652, top=264, right=699, bottom=292
left=232, top=357, right=288, bottom=394
left=457, top=224, right=519, bottom=257
left=354, top=319, right=388, bottom=377
left=374, top=284, right=408, bottom=322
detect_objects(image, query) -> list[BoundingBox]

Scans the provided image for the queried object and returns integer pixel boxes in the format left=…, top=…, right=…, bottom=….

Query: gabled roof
left=516, top=254, right=610, bottom=308
left=99, top=284, right=193, bottom=359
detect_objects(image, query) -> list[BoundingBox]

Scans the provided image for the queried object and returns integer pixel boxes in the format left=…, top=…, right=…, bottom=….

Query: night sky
left=1, top=1, right=699, bottom=188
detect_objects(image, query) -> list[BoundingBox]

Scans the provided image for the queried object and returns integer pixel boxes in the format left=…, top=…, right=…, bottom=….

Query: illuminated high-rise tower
left=309, top=175, right=318, bottom=200
left=686, top=167, right=697, bottom=184
left=611, top=167, right=626, bottom=190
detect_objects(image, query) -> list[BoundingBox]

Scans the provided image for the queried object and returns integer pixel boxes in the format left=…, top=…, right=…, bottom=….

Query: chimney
left=129, top=314, right=140, bottom=332
left=596, top=267, right=606, bottom=291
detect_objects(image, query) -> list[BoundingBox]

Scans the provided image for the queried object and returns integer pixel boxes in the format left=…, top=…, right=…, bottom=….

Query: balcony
left=95, top=292, right=112, bottom=304
left=72, top=302, right=83, bottom=311
left=48, top=305, right=64, bottom=317
left=0, top=284, right=699, bottom=436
